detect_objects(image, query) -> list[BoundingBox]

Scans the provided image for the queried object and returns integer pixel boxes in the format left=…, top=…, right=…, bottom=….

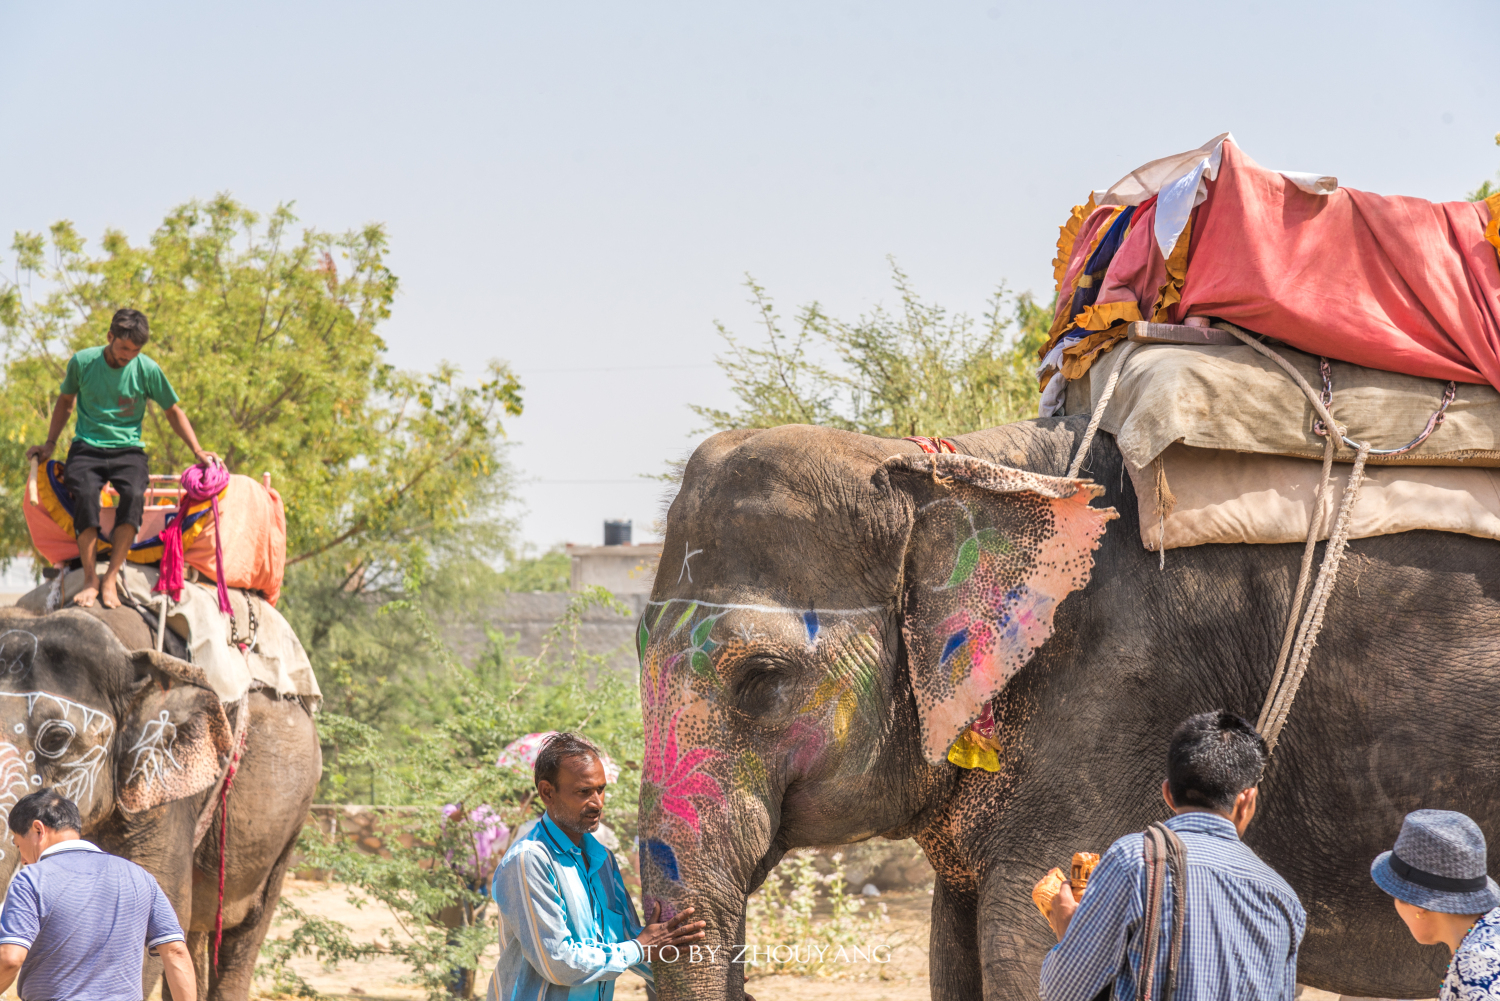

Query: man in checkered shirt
left=1037, top=711, right=1306, bottom=1001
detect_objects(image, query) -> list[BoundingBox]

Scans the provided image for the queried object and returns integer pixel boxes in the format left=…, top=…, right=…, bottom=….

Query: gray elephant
left=635, top=417, right=1493, bottom=1000
left=0, top=604, right=320, bottom=1001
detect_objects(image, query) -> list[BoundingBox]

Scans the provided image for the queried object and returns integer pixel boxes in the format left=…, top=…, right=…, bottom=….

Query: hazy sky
left=2, top=1, right=1496, bottom=553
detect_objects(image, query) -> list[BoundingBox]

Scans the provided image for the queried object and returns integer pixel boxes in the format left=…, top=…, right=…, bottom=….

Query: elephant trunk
left=638, top=790, right=777, bottom=1001
left=640, top=846, right=758, bottom=1001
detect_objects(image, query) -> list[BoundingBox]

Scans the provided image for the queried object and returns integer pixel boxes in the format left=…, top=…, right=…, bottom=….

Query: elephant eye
left=34, top=719, right=76, bottom=760
left=735, top=657, right=793, bottom=719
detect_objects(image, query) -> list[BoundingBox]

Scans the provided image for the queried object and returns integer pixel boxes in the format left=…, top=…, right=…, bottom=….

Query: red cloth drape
left=1176, top=141, right=1500, bottom=386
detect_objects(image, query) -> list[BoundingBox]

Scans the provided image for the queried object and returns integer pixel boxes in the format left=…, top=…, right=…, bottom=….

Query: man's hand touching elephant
left=637, top=901, right=707, bottom=959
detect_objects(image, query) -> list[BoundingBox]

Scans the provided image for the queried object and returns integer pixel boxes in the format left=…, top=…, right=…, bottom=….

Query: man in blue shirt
left=0, top=788, right=197, bottom=1001
left=25, top=308, right=218, bottom=610
left=490, top=732, right=708, bottom=1001
left=1037, top=711, right=1306, bottom=1001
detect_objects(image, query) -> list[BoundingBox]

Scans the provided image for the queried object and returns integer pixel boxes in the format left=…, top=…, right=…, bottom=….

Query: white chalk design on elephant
left=677, top=543, right=704, bottom=584
left=127, top=711, right=182, bottom=790
left=0, top=632, right=38, bottom=676
left=0, top=692, right=117, bottom=833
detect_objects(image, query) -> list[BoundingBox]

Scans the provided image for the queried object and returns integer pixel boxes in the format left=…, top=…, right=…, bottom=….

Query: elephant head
left=0, top=610, right=231, bottom=884
left=636, top=426, right=1114, bottom=999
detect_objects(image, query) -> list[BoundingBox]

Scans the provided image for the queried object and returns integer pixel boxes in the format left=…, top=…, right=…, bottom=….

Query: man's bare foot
left=98, top=575, right=121, bottom=609
left=72, top=583, right=99, bottom=608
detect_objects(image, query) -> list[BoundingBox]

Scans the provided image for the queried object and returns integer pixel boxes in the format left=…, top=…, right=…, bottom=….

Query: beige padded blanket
left=1128, top=443, right=1500, bottom=551
left=1071, top=337, right=1500, bottom=472
left=16, top=565, right=320, bottom=706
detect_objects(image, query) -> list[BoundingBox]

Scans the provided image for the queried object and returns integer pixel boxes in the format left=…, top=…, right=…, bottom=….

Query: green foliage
left=1468, top=133, right=1500, bottom=202
left=741, top=852, right=892, bottom=980
left=692, top=260, right=1051, bottom=438
left=0, top=196, right=521, bottom=569
left=265, top=587, right=644, bottom=1000
left=493, top=548, right=571, bottom=592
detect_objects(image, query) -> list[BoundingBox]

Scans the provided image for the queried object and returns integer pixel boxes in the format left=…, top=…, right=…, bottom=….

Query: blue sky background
left=2, top=1, right=1496, bottom=553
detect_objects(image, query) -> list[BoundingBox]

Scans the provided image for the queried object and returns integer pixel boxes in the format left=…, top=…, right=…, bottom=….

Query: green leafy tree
left=692, top=260, right=1050, bottom=438
left=0, top=198, right=530, bottom=724
left=266, top=586, right=645, bottom=1000
left=0, top=196, right=522, bottom=570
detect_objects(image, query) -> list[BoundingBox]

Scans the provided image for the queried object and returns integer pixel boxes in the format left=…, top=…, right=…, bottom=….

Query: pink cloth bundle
left=156, top=462, right=232, bottom=611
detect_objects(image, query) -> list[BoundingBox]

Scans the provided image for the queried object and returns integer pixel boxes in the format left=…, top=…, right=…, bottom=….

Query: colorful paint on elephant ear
left=883, top=453, right=1116, bottom=766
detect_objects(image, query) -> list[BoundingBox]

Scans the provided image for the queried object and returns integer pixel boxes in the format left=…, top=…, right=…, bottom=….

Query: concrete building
left=565, top=542, right=660, bottom=594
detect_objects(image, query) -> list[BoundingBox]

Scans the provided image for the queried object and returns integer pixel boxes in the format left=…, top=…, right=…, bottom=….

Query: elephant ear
left=116, top=650, right=233, bottom=814
left=885, top=453, right=1116, bottom=765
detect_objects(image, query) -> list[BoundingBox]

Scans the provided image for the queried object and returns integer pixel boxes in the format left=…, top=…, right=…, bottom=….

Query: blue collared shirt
left=0, top=839, right=185, bottom=1001
left=488, top=815, right=652, bottom=1001
left=1039, top=812, right=1306, bottom=1001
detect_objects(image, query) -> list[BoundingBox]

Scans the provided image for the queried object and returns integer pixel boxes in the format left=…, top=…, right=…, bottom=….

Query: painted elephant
left=0, top=603, right=320, bottom=1001
left=635, top=416, right=1499, bottom=1000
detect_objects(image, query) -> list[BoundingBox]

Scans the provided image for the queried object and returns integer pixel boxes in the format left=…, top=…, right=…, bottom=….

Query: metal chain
left=1311, top=355, right=1456, bottom=456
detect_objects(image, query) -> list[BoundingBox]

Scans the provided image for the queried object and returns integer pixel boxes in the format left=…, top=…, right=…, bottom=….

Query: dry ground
left=260, top=880, right=1416, bottom=1001
left=267, top=877, right=933, bottom=1001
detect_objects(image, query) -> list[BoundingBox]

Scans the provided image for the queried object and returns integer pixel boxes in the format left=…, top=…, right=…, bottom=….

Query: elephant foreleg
left=207, top=831, right=299, bottom=1001
left=187, top=931, right=211, bottom=1001
left=976, top=865, right=1055, bottom=1001
left=928, top=878, right=984, bottom=1001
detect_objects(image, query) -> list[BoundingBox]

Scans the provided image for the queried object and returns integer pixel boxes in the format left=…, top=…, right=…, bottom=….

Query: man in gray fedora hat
left=1372, top=809, right=1500, bottom=1001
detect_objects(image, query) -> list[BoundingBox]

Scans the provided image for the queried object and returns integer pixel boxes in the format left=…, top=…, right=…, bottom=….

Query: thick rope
left=1066, top=340, right=1142, bottom=480
left=1258, top=442, right=1370, bottom=750
left=1215, top=323, right=1374, bottom=752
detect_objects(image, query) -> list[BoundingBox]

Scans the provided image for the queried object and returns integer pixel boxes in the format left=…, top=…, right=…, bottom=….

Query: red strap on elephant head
left=904, top=436, right=957, bottom=454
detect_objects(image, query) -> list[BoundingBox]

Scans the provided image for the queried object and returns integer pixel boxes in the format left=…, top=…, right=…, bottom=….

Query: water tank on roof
left=604, top=520, right=632, bottom=546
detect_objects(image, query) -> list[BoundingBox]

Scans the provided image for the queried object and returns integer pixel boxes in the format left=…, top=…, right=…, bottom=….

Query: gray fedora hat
left=1372, top=809, right=1500, bottom=914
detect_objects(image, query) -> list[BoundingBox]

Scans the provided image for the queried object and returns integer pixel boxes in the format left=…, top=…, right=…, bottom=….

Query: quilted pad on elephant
left=1072, top=335, right=1500, bottom=472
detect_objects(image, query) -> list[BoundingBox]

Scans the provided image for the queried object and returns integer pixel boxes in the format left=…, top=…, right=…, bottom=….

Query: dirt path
left=265, top=880, right=1414, bottom=1001
left=268, top=879, right=932, bottom=1000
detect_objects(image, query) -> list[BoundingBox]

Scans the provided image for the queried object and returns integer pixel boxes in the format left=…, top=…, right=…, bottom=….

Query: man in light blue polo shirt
left=0, top=788, right=197, bottom=1001
left=490, top=732, right=710, bottom=1001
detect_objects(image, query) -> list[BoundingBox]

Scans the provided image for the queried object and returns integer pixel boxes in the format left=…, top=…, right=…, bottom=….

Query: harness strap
left=1139, top=826, right=1166, bottom=1001
left=1138, top=822, right=1187, bottom=1001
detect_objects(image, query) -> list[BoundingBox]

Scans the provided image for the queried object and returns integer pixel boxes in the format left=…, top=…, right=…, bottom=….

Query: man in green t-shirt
left=25, top=309, right=218, bottom=609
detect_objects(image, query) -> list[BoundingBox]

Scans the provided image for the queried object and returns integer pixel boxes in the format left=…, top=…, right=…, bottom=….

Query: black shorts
left=63, top=441, right=149, bottom=533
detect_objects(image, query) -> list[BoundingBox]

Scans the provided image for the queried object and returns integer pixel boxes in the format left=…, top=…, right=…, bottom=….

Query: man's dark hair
left=1166, top=711, right=1268, bottom=812
left=534, top=732, right=602, bottom=789
left=7, top=788, right=82, bottom=835
left=108, top=308, right=150, bottom=347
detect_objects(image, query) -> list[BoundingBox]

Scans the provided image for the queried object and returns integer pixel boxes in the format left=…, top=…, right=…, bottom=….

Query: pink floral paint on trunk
left=642, top=706, right=725, bottom=835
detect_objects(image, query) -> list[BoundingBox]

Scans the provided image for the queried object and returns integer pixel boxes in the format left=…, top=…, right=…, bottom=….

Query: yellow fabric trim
left=177, top=497, right=217, bottom=549
left=1485, top=192, right=1500, bottom=258
left=35, top=469, right=76, bottom=538
left=1152, top=213, right=1195, bottom=322
left=1061, top=330, right=1129, bottom=381
left=1075, top=300, right=1143, bottom=333
left=947, top=731, right=1001, bottom=772
left=1052, top=193, right=1096, bottom=296
left=1041, top=201, right=1128, bottom=370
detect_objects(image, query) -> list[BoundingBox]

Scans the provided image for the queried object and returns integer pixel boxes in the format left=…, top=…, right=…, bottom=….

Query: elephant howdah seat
left=23, top=464, right=288, bottom=604
left=1033, top=132, right=1500, bottom=554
